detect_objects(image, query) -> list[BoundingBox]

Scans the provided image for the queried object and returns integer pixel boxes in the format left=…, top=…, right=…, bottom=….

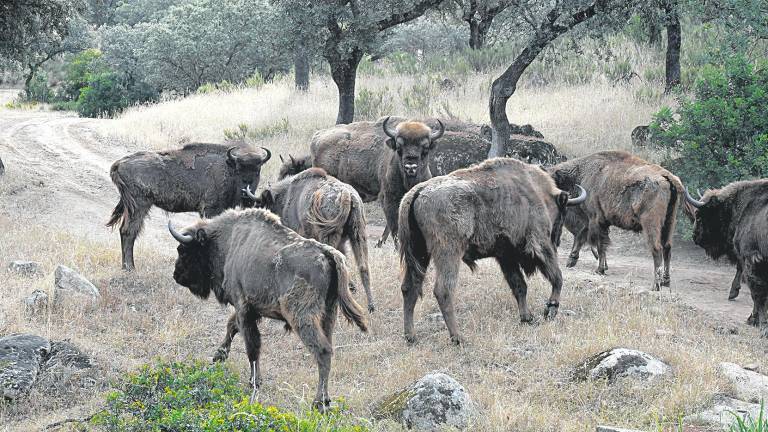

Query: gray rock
left=0, top=334, right=51, bottom=399
left=54, top=265, right=100, bottom=306
left=684, top=395, right=762, bottom=429
left=8, top=260, right=43, bottom=277
left=596, top=426, right=644, bottom=432
left=373, top=372, right=474, bottom=430
left=505, top=135, right=566, bottom=167
left=34, top=341, right=95, bottom=397
left=23, top=289, right=48, bottom=316
left=574, top=348, right=671, bottom=382
left=718, top=362, right=768, bottom=403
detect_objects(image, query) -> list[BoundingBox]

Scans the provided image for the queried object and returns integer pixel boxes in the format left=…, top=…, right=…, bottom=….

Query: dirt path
left=0, top=108, right=753, bottom=326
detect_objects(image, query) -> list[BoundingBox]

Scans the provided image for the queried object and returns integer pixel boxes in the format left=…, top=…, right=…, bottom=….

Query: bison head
left=278, top=154, right=310, bottom=180
left=684, top=188, right=733, bottom=260
left=227, top=146, right=271, bottom=205
left=383, top=117, right=444, bottom=182
left=168, top=221, right=216, bottom=299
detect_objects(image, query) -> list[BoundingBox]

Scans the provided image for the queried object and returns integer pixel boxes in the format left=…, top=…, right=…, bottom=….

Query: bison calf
left=398, top=158, right=586, bottom=345
left=108, top=143, right=271, bottom=270
left=684, top=180, right=768, bottom=335
left=169, top=208, right=368, bottom=410
left=549, top=151, right=683, bottom=291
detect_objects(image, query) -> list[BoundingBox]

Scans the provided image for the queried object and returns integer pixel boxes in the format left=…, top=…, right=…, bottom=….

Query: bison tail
left=308, top=189, right=352, bottom=239
left=661, top=175, right=679, bottom=245
left=551, top=191, right=569, bottom=247
left=106, top=162, right=137, bottom=229
left=325, top=247, right=368, bottom=332
left=398, top=184, right=428, bottom=277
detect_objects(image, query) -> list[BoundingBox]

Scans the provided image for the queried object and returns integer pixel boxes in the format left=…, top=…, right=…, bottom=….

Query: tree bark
left=469, top=20, right=481, bottom=49
left=664, top=0, right=681, bottom=93
left=488, top=2, right=604, bottom=157
left=329, top=50, right=362, bottom=124
left=294, top=46, right=309, bottom=91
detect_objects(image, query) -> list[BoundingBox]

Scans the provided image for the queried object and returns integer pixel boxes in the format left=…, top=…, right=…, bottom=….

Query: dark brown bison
left=168, top=208, right=368, bottom=409
left=548, top=151, right=683, bottom=291
left=684, top=180, right=768, bottom=335
left=107, top=143, right=271, bottom=270
left=242, top=167, right=374, bottom=312
left=397, top=158, right=586, bottom=345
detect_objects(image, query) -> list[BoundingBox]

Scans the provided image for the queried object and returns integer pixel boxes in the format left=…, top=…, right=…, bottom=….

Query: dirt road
left=0, top=107, right=753, bottom=326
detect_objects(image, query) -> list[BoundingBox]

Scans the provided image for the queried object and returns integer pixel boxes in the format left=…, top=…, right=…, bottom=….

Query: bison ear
left=261, top=190, right=274, bottom=207
left=195, top=229, right=208, bottom=245
left=385, top=137, right=397, bottom=150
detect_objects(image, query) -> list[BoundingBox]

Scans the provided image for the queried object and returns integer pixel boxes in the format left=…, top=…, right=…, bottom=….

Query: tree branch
left=377, top=0, right=446, bottom=31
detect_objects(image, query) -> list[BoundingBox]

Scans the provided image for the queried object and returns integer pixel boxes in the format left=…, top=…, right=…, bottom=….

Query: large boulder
left=373, top=372, right=474, bottom=430
left=718, top=362, right=768, bottom=403
left=574, top=348, right=671, bottom=382
left=684, top=395, right=763, bottom=429
left=0, top=334, right=51, bottom=399
left=54, top=265, right=100, bottom=306
left=8, top=260, right=43, bottom=277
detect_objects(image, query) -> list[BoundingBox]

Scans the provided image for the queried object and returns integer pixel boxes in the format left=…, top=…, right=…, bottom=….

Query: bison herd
left=106, top=116, right=768, bottom=410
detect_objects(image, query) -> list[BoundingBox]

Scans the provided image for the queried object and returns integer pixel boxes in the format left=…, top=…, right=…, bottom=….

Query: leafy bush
left=355, top=87, right=394, bottom=121
left=62, top=49, right=103, bottom=102
left=651, top=56, right=768, bottom=191
left=77, top=72, right=129, bottom=118
left=91, top=361, right=367, bottom=432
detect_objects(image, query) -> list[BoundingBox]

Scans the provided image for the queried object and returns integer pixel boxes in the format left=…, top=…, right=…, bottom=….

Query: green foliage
left=91, top=361, right=367, bottom=432
left=729, top=401, right=768, bottom=432
left=77, top=72, right=129, bottom=118
left=651, top=56, right=768, bottom=190
left=245, top=72, right=265, bottom=89
left=355, top=87, right=394, bottom=121
left=62, top=48, right=103, bottom=101
left=26, top=71, right=53, bottom=102
left=223, top=119, right=291, bottom=142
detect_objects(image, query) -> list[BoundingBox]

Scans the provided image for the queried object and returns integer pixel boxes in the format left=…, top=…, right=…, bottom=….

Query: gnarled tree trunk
left=664, top=0, right=681, bottom=93
left=329, top=50, right=362, bottom=125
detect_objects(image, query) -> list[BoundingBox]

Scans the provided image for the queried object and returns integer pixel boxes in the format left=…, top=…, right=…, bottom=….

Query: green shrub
left=400, top=77, right=439, bottom=117
left=77, top=72, right=129, bottom=118
left=91, top=361, right=367, bottom=432
left=223, top=118, right=290, bottom=142
left=245, top=72, right=265, bottom=89
left=355, top=87, right=394, bottom=121
left=63, top=49, right=103, bottom=102
left=651, top=56, right=768, bottom=191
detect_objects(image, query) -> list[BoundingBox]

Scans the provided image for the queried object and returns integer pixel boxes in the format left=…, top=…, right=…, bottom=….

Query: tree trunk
left=468, top=15, right=493, bottom=50
left=329, top=50, right=362, bottom=124
left=664, top=0, right=681, bottom=93
left=23, top=64, right=38, bottom=101
left=294, top=46, right=309, bottom=91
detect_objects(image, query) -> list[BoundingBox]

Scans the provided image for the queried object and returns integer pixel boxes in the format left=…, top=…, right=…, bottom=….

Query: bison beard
left=684, top=180, right=768, bottom=336
left=397, top=158, right=585, bottom=345
left=168, top=209, right=367, bottom=410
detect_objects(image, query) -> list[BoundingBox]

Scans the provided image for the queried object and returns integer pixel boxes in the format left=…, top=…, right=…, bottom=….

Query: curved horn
left=685, top=187, right=705, bottom=208
left=279, top=154, right=285, bottom=163
left=226, top=146, right=238, bottom=163
left=289, top=154, right=295, bottom=164
left=567, top=184, right=587, bottom=206
left=168, top=220, right=194, bottom=244
left=243, top=184, right=259, bottom=201
left=430, top=119, right=445, bottom=140
left=259, top=146, right=272, bottom=164
left=382, top=116, right=397, bottom=139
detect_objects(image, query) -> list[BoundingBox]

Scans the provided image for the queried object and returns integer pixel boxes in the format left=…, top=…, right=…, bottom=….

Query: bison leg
left=566, top=226, right=589, bottom=268
left=661, top=243, right=672, bottom=287
left=537, top=244, right=564, bottom=320
left=295, top=316, right=333, bottom=411
left=432, top=253, right=463, bottom=345
left=119, top=203, right=150, bottom=271
left=213, top=313, right=239, bottom=363
left=643, top=224, right=664, bottom=291
left=744, top=261, right=768, bottom=335
left=401, top=254, right=430, bottom=344
left=589, top=220, right=610, bottom=274
left=729, top=261, right=743, bottom=301
left=497, top=259, right=532, bottom=323
left=237, top=306, right=262, bottom=389
left=375, top=225, right=390, bottom=248
left=348, top=232, right=375, bottom=313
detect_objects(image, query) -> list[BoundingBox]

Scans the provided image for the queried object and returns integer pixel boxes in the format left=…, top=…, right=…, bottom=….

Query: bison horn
left=289, top=154, right=295, bottom=164
left=168, top=220, right=194, bottom=244
left=227, top=146, right=238, bottom=163
left=684, top=187, right=705, bottom=208
left=259, top=146, right=272, bottom=164
left=567, top=184, right=587, bottom=206
left=279, top=154, right=285, bottom=163
left=430, top=119, right=445, bottom=140
left=243, top=184, right=259, bottom=201
left=382, top=116, right=397, bottom=139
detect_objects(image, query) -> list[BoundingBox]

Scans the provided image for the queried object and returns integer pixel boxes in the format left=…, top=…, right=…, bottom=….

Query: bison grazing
left=684, top=180, right=768, bottom=334
left=107, top=143, right=271, bottom=270
left=397, top=158, right=586, bottom=345
left=548, top=151, right=683, bottom=291
left=168, top=208, right=368, bottom=409
left=243, top=167, right=374, bottom=312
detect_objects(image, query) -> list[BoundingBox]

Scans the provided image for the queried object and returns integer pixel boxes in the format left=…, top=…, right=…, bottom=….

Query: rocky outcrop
left=54, top=265, right=100, bottom=306
left=0, top=334, right=51, bottom=400
left=718, top=362, right=768, bottom=403
left=684, top=395, right=763, bottom=429
left=373, top=372, right=474, bottom=430
left=574, top=348, right=671, bottom=382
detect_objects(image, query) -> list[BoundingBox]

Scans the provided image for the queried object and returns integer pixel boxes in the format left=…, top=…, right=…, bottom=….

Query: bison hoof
left=367, top=303, right=376, bottom=313
left=661, top=276, right=671, bottom=287
left=728, top=288, right=740, bottom=301
left=312, top=398, right=331, bottom=413
left=565, top=256, right=578, bottom=268
left=450, top=335, right=463, bottom=346
left=544, top=306, right=559, bottom=320
left=747, top=314, right=758, bottom=327
left=404, top=334, right=417, bottom=345
left=594, top=268, right=606, bottom=276
left=212, top=348, right=229, bottom=363
left=520, top=313, right=534, bottom=324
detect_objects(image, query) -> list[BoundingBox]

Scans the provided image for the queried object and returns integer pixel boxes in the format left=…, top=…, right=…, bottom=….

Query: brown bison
left=684, top=180, right=768, bottom=335
left=168, top=208, right=368, bottom=409
left=107, top=143, right=271, bottom=270
left=548, top=151, right=683, bottom=291
left=397, top=158, right=586, bottom=345
left=242, top=167, right=374, bottom=313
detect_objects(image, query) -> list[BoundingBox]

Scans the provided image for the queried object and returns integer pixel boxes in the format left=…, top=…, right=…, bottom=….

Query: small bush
left=223, top=118, right=290, bottom=142
left=400, top=77, right=440, bottom=117
left=651, top=56, right=768, bottom=191
left=245, top=72, right=265, bottom=89
left=91, top=361, right=367, bottom=432
left=355, top=87, right=394, bottom=121
left=77, top=72, right=129, bottom=118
